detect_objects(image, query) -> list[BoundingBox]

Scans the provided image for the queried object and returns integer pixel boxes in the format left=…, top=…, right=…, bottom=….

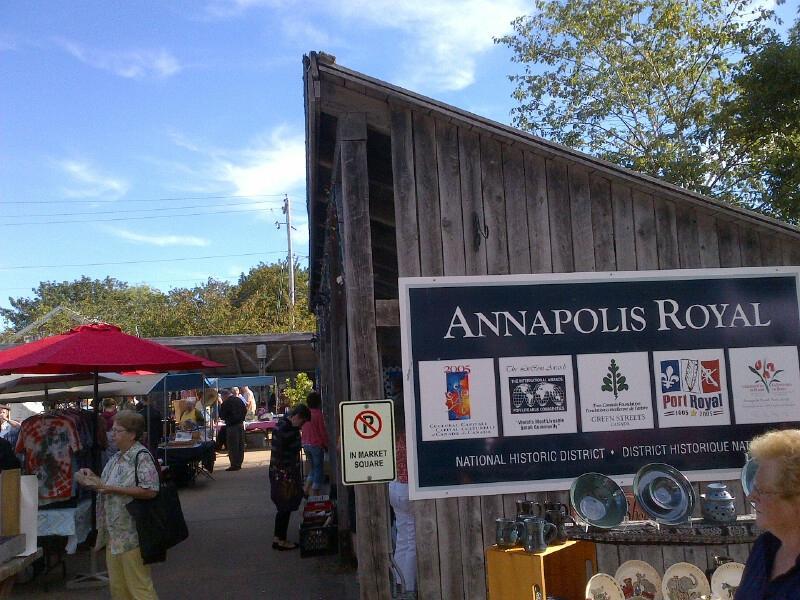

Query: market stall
left=208, top=375, right=277, bottom=448
left=0, top=324, right=222, bottom=589
left=155, top=373, right=217, bottom=484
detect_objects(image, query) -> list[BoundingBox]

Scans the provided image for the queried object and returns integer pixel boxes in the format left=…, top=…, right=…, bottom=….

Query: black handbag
left=126, top=449, right=189, bottom=564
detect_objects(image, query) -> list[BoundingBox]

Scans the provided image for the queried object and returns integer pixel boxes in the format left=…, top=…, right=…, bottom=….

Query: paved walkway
left=13, top=449, right=359, bottom=599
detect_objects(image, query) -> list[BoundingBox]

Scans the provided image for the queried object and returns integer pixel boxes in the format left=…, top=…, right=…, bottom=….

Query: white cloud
left=281, top=17, right=340, bottom=47
left=58, top=159, right=129, bottom=199
left=165, top=125, right=307, bottom=247
left=202, top=0, right=286, bottom=19
left=205, top=0, right=525, bottom=92
left=102, top=226, right=210, bottom=247
left=334, top=0, right=526, bottom=91
left=56, top=38, right=182, bottom=79
left=215, top=126, right=305, bottom=198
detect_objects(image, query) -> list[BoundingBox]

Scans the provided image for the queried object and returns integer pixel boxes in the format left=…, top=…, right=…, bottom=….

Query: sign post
left=339, top=400, right=396, bottom=485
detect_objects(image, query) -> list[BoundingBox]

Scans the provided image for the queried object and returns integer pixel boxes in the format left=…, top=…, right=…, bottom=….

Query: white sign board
left=339, top=400, right=396, bottom=485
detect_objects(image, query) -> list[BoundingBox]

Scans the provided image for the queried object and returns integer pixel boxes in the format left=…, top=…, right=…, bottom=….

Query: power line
left=0, top=193, right=287, bottom=205
left=0, top=251, right=284, bottom=271
left=1, top=199, right=282, bottom=220
left=0, top=275, right=242, bottom=291
left=0, top=205, right=288, bottom=227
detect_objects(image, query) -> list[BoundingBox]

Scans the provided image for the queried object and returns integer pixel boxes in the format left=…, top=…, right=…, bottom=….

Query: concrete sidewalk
left=13, top=449, right=359, bottom=599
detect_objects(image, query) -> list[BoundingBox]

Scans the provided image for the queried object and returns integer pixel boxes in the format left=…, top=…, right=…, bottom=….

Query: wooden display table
left=0, top=548, right=43, bottom=597
left=486, top=540, right=597, bottom=600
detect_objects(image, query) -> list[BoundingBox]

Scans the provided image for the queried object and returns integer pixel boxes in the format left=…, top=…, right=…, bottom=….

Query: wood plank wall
left=384, top=106, right=800, bottom=599
left=339, top=113, right=392, bottom=600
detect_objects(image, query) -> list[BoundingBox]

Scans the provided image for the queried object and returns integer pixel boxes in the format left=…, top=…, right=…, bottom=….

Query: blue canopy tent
left=151, top=373, right=214, bottom=474
left=207, top=375, right=276, bottom=388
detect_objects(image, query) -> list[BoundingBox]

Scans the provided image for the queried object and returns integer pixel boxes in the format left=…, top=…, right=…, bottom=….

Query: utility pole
left=277, top=194, right=295, bottom=306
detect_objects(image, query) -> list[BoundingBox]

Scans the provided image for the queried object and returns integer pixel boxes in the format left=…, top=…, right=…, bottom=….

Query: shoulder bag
left=126, top=449, right=189, bottom=564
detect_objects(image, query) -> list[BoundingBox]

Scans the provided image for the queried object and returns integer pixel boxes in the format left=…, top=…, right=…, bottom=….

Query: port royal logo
left=659, top=358, right=724, bottom=416
left=508, top=376, right=567, bottom=414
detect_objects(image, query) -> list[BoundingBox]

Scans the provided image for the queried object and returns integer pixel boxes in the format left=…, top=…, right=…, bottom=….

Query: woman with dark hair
left=269, top=403, right=311, bottom=550
left=301, top=391, right=328, bottom=497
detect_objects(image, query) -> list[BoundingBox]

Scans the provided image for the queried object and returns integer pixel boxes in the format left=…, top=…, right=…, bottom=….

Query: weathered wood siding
left=384, top=107, right=800, bottom=599
left=304, top=54, right=800, bottom=600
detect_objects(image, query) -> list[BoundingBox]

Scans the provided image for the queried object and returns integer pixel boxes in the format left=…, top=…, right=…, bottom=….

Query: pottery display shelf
left=566, top=514, right=760, bottom=545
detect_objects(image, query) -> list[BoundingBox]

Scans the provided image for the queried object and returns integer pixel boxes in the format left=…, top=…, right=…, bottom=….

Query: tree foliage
left=497, top=0, right=778, bottom=205
left=282, top=372, right=314, bottom=408
left=0, top=260, right=315, bottom=340
left=715, top=20, right=800, bottom=220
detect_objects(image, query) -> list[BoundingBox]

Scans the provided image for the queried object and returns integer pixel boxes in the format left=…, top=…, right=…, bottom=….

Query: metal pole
left=283, top=194, right=295, bottom=306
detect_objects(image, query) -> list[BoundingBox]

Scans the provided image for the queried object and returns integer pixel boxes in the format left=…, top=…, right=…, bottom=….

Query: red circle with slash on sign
left=354, top=410, right=382, bottom=439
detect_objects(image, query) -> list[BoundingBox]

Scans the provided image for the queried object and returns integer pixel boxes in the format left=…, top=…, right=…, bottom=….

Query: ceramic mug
left=543, top=506, right=569, bottom=543
left=495, top=517, right=520, bottom=547
left=521, top=517, right=557, bottom=553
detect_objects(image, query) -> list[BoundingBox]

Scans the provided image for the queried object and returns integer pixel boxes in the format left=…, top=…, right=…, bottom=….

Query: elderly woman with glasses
left=78, top=410, right=160, bottom=600
left=736, top=429, right=800, bottom=599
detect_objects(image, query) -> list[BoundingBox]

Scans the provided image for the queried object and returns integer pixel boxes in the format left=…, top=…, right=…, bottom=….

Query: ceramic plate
left=662, top=562, right=710, bottom=599
left=586, top=573, right=625, bottom=600
left=615, top=560, right=662, bottom=600
left=710, top=561, right=745, bottom=599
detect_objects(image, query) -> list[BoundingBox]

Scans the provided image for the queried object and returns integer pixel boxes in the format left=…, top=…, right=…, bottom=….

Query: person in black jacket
left=269, top=404, right=311, bottom=550
left=0, top=437, right=20, bottom=471
left=219, top=389, right=247, bottom=471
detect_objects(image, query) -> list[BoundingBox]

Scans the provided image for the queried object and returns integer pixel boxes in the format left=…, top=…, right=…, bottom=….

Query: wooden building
left=303, top=51, right=800, bottom=600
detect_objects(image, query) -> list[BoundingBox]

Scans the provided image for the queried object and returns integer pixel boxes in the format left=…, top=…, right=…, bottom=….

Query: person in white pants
left=389, top=403, right=416, bottom=594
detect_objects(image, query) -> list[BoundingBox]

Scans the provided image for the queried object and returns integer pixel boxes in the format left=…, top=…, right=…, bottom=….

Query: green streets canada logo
left=601, top=359, right=629, bottom=399
left=749, top=359, right=783, bottom=393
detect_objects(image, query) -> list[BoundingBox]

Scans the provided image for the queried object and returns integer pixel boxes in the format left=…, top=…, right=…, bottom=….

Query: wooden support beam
left=321, top=80, right=391, bottom=134
left=231, top=346, right=242, bottom=375
left=264, top=345, right=286, bottom=370
left=236, top=347, right=259, bottom=371
left=375, top=299, right=400, bottom=327
left=339, top=112, right=392, bottom=600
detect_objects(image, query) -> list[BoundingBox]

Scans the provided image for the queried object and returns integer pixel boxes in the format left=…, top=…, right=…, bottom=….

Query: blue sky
left=1, top=1, right=796, bottom=329
left=0, top=0, right=529, bottom=326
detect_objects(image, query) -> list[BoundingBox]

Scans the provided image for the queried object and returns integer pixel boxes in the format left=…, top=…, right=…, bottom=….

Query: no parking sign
left=339, top=400, right=396, bottom=485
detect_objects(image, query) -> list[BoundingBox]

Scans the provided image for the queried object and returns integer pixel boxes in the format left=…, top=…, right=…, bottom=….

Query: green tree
left=0, top=260, right=316, bottom=339
left=282, top=372, right=314, bottom=407
left=231, top=260, right=316, bottom=333
left=715, top=20, right=800, bottom=220
left=0, top=277, right=167, bottom=339
left=497, top=0, right=777, bottom=205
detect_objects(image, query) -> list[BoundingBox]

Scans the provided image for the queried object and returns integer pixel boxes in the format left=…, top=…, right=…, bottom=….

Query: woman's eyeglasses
left=749, top=482, right=783, bottom=508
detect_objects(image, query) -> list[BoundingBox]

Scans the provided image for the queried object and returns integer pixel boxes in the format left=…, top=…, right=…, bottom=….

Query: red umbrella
left=0, top=323, right=222, bottom=374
